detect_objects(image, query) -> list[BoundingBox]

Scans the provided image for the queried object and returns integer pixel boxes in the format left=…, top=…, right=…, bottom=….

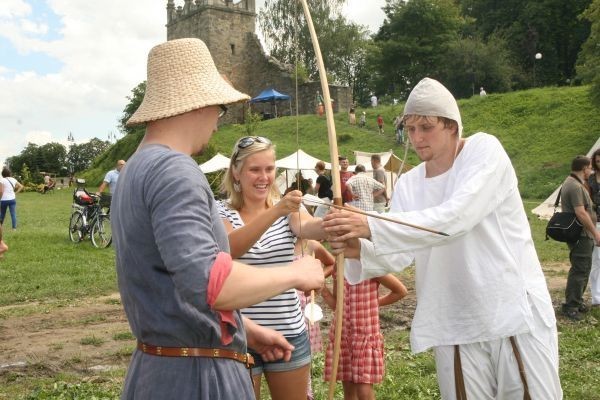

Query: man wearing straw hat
left=112, top=38, right=324, bottom=399
left=323, top=78, right=562, bottom=399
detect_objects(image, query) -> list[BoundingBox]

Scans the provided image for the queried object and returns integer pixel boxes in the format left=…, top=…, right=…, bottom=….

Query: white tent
left=199, top=153, right=231, bottom=173
left=274, top=150, right=330, bottom=194
left=531, top=137, right=600, bottom=219
left=275, top=149, right=331, bottom=170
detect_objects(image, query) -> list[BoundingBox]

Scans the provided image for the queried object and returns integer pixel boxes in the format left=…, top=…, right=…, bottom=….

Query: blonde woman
left=219, top=136, right=327, bottom=400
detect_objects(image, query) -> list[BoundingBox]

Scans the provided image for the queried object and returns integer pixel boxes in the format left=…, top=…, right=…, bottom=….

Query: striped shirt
left=218, top=201, right=306, bottom=337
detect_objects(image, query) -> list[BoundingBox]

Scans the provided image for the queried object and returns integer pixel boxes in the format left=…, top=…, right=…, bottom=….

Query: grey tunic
left=112, top=144, right=254, bottom=399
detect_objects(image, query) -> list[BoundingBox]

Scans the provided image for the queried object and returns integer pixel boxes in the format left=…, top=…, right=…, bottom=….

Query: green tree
left=441, top=35, right=519, bottom=98
left=39, top=142, right=67, bottom=174
left=20, top=164, right=32, bottom=185
left=318, top=17, right=372, bottom=91
left=67, top=138, right=110, bottom=174
left=458, top=0, right=592, bottom=87
left=119, top=81, right=146, bottom=136
left=372, top=0, right=463, bottom=97
left=258, top=0, right=346, bottom=81
left=577, top=0, right=600, bottom=105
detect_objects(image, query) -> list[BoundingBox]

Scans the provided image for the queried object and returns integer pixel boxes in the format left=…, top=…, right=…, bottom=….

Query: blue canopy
left=250, top=88, right=291, bottom=103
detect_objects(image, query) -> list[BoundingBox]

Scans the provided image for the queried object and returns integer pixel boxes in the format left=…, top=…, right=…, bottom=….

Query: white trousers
left=590, top=222, right=600, bottom=305
left=433, top=301, right=562, bottom=400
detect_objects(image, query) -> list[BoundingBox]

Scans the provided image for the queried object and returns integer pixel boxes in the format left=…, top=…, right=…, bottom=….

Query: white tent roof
left=199, top=153, right=231, bottom=174
left=531, top=137, right=600, bottom=219
left=355, top=149, right=395, bottom=172
left=275, top=149, right=331, bottom=170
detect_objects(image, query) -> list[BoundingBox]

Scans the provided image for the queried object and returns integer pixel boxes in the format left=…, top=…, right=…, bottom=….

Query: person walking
left=376, top=114, right=384, bottom=134
left=323, top=77, right=563, bottom=399
left=348, top=104, right=356, bottom=125
left=587, top=148, right=600, bottom=308
left=0, top=167, right=24, bottom=230
left=359, top=112, right=366, bottom=128
left=393, top=114, right=404, bottom=144
left=112, top=38, right=324, bottom=400
left=561, top=155, right=600, bottom=320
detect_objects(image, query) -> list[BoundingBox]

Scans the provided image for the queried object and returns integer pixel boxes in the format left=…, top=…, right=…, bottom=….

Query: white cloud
left=0, top=0, right=386, bottom=167
left=0, top=0, right=31, bottom=18
left=25, top=129, right=53, bottom=145
left=19, top=19, right=48, bottom=35
left=0, top=1, right=164, bottom=166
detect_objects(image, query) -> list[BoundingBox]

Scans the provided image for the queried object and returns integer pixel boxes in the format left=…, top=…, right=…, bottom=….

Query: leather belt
left=137, top=341, right=254, bottom=369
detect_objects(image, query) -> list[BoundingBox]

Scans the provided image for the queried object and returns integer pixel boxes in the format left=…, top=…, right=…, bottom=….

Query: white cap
left=403, top=77, right=463, bottom=137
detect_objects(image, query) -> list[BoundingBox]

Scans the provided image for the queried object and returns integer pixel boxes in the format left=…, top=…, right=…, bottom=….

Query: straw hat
left=127, top=38, right=250, bottom=126
left=403, top=77, right=463, bottom=137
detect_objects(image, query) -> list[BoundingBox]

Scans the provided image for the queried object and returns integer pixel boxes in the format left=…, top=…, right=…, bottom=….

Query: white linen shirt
left=346, top=133, right=556, bottom=353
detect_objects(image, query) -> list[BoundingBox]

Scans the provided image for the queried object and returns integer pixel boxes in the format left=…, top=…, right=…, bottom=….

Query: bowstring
left=293, top=1, right=318, bottom=396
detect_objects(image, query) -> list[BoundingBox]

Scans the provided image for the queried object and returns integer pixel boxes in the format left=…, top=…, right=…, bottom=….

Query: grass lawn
left=0, top=190, right=599, bottom=399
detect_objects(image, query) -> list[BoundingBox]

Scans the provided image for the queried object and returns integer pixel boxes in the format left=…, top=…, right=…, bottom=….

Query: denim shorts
left=250, top=330, right=311, bottom=375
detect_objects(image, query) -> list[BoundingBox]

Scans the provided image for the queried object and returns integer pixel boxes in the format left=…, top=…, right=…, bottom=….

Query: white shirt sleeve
left=370, top=133, right=517, bottom=255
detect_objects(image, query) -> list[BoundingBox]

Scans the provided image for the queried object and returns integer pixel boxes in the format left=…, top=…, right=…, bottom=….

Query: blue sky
left=0, top=0, right=385, bottom=167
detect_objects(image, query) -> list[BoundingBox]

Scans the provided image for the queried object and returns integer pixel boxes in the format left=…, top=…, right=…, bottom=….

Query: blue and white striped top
left=217, top=201, right=306, bottom=337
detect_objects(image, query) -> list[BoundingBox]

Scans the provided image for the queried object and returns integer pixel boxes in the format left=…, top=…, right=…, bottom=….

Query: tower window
left=230, top=44, right=235, bottom=55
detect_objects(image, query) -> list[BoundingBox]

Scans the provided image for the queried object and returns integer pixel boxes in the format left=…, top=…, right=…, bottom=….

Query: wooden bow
left=298, top=1, right=344, bottom=398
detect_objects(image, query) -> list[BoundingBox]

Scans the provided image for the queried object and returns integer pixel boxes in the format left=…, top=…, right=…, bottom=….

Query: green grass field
left=1, top=187, right=600, bottom=399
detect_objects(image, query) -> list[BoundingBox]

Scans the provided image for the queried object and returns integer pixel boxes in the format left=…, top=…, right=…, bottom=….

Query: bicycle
left=69, top=179, right=112, bottom=248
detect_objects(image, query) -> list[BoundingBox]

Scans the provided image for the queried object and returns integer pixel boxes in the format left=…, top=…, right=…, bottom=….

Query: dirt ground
left=0, top=263, right=573, bottom=388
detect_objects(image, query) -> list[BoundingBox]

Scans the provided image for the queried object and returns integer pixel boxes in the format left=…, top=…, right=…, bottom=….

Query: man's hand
left=291, top=255, right=324, bottom=292
left=322, top=207, right=372, bottom=242
left=245, top=317, right=294, bottom=362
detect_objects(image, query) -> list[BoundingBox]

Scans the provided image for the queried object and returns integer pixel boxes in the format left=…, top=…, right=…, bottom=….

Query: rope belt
left=137, top=341, right=254, bottom=369
left=454, top=337, right=531, bottom=400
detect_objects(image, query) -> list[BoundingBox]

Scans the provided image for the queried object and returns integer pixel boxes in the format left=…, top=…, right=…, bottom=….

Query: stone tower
left=165, top=0, right=351, bottom=120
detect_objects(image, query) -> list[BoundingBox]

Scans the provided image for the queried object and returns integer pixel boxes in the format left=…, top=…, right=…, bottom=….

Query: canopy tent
left=531, top=136, right=600, bottom=219
left=250, top=88, right=292, bottom=118
left=354, top=149, right=412, bottom=174
left=250, top=88, right=291, bottom=103
left=198, top=153, right=231, bottom=174
left=275, top=149, right=330, bottom=194
left=276, top=149, right=331, bottom=170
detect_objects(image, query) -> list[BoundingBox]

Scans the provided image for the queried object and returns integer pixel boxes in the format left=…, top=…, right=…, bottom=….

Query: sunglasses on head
left=236, top=136, right=272, bottom=149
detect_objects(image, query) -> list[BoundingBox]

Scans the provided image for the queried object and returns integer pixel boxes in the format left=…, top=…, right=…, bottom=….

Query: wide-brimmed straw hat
left=403, top=77, right=463, bottom=137
left=127, top=38, right=250, bottom=126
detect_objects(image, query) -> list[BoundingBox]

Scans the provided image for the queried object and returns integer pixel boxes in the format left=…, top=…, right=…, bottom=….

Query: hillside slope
left=84, top=85, right=599, bottom=198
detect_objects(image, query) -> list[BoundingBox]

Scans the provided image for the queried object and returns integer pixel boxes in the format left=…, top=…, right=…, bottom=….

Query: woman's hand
left=275, top=190, right=302, bottom=217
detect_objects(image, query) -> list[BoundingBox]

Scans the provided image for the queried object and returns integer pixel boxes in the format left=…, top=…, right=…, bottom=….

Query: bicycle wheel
left=69, top=211, right=85, bottom=242
left=91, top=214, right=112, bottom=248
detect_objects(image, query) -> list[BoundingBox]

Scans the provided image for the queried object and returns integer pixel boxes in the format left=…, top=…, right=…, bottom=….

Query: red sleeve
left=207, top=251, right=237, bottom=345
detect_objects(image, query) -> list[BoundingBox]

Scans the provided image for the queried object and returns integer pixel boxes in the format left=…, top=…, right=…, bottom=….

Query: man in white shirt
left=324, top=78, right=562, bottom=399
left=370, top=94, right=378, bottom=107
left=97, top=159, right=126, bottom=195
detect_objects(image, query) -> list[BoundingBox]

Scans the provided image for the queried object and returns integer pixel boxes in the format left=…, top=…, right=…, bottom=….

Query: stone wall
left=166, top=0, right=351, bottom=123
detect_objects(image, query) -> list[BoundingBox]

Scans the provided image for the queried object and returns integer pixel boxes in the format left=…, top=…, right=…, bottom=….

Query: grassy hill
left=83, top=85, right=600, bottom=199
